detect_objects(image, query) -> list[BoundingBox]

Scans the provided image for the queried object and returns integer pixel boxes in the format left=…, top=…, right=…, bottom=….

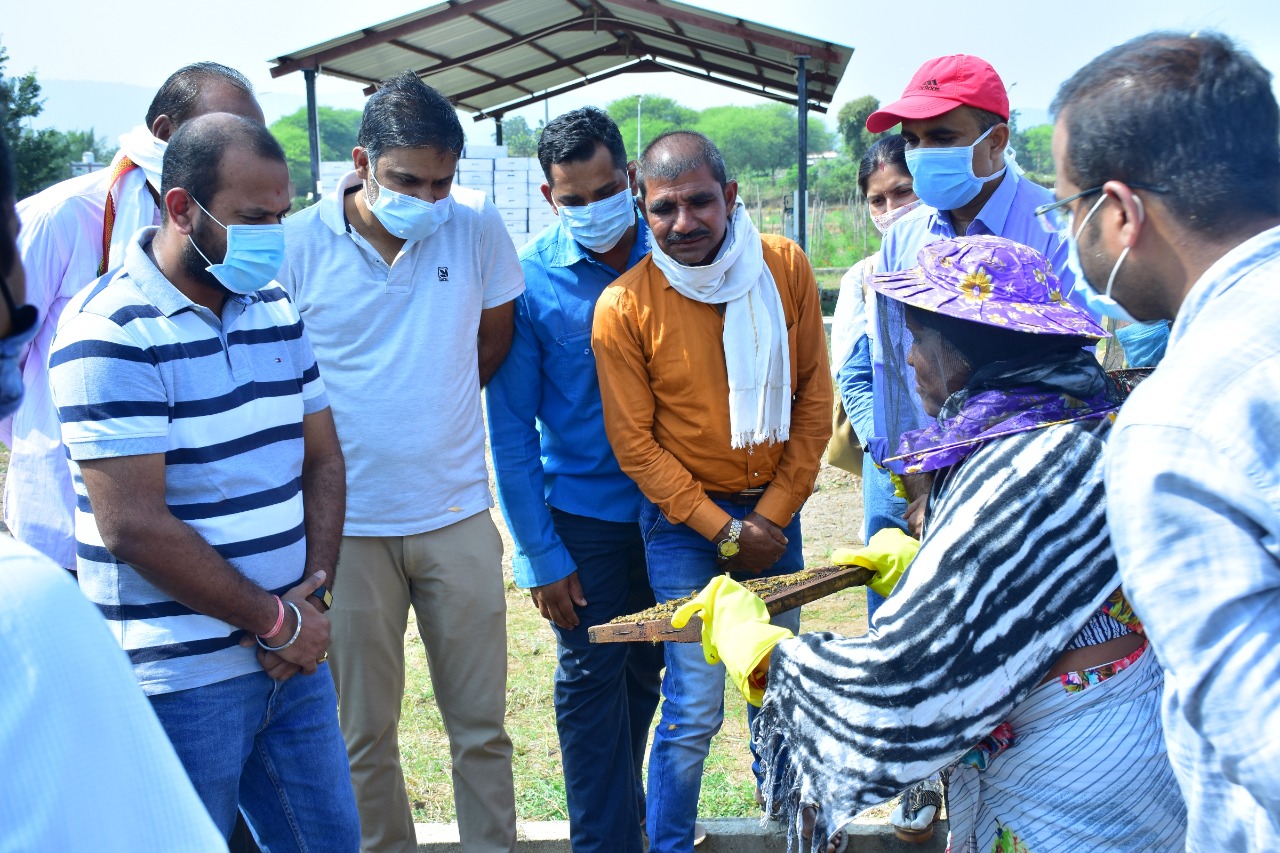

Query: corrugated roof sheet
left=271, top=0, right=853, bottom=117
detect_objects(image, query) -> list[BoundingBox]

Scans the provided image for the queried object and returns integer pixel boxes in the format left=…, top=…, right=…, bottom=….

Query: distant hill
left=27, top=79, right=315, bottom=142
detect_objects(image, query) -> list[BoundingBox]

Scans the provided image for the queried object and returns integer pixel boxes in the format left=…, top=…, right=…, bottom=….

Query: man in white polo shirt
left=278, top=72, right=524, bottom=853
left=47, top=112, right=357, bottom=849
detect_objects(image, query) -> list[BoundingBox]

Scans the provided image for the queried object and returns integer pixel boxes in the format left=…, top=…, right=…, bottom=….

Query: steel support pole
left=304, top=69, right=321, bottom=199
left=796, top=55, right=809, bottom=252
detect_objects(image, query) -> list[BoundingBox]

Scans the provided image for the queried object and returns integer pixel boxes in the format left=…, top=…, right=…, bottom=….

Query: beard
left=182, top=219, right=233, bottom=296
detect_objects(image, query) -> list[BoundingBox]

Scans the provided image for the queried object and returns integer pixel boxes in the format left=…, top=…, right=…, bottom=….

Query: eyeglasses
left=1034, top=182, right=1169, bottom=234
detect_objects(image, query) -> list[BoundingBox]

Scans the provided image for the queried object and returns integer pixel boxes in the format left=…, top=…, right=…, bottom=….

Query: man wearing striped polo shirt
left=48, top=112, right=359, bottom=849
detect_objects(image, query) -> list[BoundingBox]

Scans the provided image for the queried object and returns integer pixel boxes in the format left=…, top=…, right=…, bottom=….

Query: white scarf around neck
left=104, top=126, right=167, bottom=274
left=651, top=198, right=791, bottom=448
left=117, top=125, right=166, bottom=189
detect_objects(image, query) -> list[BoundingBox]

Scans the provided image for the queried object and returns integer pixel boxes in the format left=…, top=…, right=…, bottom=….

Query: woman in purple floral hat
left=752, top=236, right=1187, bottom=853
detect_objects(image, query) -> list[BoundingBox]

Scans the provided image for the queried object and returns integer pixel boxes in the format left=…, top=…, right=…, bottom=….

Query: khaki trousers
left=330, top=510, right=516, bottom=853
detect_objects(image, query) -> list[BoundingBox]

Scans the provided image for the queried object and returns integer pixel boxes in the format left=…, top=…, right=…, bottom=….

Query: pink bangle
left=259, top=595, right=286, bottom=640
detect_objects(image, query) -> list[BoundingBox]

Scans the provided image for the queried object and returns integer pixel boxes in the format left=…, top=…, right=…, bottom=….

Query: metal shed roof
left=270, top=0, right=853, bottom=119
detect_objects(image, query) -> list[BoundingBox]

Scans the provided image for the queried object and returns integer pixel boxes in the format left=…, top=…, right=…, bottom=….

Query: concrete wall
left=415, top=818, right=950, bottom=853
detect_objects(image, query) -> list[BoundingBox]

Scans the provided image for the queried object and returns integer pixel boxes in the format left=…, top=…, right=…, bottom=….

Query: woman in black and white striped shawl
left=754, top=237, right=1187, bottom=853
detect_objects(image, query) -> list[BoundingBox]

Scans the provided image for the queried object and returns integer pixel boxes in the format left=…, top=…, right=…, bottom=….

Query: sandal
left=892, top=779, right=943, bottom=844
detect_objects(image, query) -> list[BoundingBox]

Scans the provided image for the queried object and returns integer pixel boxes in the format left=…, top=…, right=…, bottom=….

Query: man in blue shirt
left=1053, top=31, right=1280, bottom=852
left=839, top=55, right=1081, bottom=576
left=486, top=107, right=663, bottom=853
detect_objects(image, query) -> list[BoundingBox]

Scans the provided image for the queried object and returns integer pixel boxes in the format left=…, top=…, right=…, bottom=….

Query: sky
left=4, top=0, right=1280, bottom=147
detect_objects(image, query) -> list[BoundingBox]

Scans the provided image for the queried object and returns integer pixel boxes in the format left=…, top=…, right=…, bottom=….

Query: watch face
left=718, top=539, right=740, bottom=559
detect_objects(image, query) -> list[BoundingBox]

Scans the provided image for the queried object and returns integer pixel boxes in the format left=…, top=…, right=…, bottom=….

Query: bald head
left=637, top=131, right=728, bottom=199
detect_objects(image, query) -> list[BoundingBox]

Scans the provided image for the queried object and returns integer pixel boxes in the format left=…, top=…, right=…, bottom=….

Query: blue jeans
left=149, top=665, right=360, bottom=852
left=549, top=509, right=664, bottom=853
left=640, top=498, right=803, bottom=853
left=862, top=461, right=908, bottom=616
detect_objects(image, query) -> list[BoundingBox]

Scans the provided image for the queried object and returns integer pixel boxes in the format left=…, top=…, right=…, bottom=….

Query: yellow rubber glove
left=888, top=470, right=909, bottom=499
left=671, top=575, right=794, bottom=707
left=830, top=527, right=921, bottom=598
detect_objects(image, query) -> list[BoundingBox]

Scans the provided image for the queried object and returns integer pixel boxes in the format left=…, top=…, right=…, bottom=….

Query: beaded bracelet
left=257, top=601, right=302, bottom=652
left=259, top=595, right=286, bottom=641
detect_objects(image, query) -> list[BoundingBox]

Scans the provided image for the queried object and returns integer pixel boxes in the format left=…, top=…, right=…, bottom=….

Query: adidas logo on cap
left=919, top=78, right=941, bottom=91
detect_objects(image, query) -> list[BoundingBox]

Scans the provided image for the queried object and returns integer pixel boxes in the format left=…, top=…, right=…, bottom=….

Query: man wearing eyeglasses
left=1052, top=32, right=1280, bottom=853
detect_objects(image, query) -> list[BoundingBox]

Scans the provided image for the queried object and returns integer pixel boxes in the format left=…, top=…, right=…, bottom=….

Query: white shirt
left=278, top=172, right=524, bottom=536
left=830, top=251, right=879, bottom=378
left=1107, top=224, right=1280, bottom=852
left=0, top=536, right=224, bottom=851
left=3, top=158, right=161, bottom=567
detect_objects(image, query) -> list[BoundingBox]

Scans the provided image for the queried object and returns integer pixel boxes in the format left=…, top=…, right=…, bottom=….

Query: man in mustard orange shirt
left=593, top=131, right=831, bottom=852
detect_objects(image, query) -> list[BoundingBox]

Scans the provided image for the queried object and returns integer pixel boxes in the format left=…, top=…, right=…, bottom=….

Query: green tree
left=1017, top=124, right=1054, bottom=178
left=1, top=40, right=67, bottom=198
left=696, top=103, right=832, bottom=182
left=808, top=157, right=861, bottom=204
left=836, top=95, right=884, bottom=163
left=498, top=116, right=540, bottom=157
left=608, top=95, right=699, bottom=159
left=60, top=128, right=117, bottom=165
left=268, top=106, right=362, bottom=203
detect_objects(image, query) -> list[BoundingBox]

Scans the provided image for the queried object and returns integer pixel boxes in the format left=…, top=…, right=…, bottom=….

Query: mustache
left=665, top=228, right=712, bottom=245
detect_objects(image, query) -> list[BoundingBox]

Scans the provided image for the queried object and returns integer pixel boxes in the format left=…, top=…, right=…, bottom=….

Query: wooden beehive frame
left=588, top=565, right=875, bottom=644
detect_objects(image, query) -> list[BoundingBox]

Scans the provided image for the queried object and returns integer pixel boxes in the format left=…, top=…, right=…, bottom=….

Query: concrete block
left=413, top=819, right=949, bottom=852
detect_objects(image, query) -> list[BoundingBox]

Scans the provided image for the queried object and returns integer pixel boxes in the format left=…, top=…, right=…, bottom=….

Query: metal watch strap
left=717, top=518, right=743, bottom=558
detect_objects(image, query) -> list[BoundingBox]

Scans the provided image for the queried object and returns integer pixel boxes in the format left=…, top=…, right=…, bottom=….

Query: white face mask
left=557, top=186, right=636, bottom=253
left=871, top=199, right=923, bottom=235
left=367, top=166, right=452, bottom=242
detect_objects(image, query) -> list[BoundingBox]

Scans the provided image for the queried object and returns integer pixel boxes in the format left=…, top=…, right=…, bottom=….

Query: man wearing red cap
left=839, top=54, right=1084, bottom=530
left=833, top=54, right=1088, bottom=842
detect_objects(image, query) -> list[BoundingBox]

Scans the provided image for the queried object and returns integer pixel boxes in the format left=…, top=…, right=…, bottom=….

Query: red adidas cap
left=866, top=55, right=1010, bottom=134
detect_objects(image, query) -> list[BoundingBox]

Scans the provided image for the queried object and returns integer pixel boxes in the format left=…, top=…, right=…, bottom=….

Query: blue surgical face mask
left=1114, top=319, right=1170, bottom=368
left=367, top=167, right=452, bottom=242
left=904, top=125, right=1006, bottom=211
left=557, top=187, right=636, bottom=253
left=0, top=272, right=38, bottom=419
left=188, top=197, right=285, bottom=295
left=1064, top=193, right=1141, bottom=323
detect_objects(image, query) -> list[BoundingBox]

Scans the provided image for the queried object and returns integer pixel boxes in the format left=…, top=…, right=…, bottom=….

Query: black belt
left=705, top=486, right=767, bottom=505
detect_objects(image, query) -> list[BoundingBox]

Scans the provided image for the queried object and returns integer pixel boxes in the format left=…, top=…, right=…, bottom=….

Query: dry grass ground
left=0, top=437, right=892, bottom=825
left=399, top=458, right=874, bottom=823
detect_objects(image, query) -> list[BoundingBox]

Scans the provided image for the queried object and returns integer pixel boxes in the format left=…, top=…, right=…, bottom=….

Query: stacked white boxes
left=453, top=146, right=554, bottom=249
left=317, top=149, right=560, bottom=250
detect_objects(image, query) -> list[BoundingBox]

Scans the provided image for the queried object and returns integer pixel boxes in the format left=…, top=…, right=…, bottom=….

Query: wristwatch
left=310, top=587, right=333, bottom=611
left=716, top=519, right=743, bottom=560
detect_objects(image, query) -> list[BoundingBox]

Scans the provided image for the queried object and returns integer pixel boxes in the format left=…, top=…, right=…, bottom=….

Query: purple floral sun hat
left=871, top=235, right=1108, bottom=338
